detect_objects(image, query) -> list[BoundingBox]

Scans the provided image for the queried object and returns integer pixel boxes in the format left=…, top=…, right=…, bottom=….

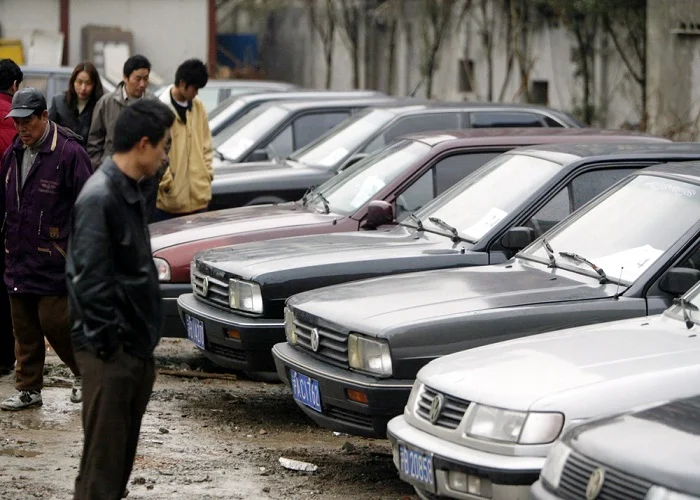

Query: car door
left=360, top=113, right=463, bottom=155
left=391, top=151, right=503, bottom=221
left=261, top=110, right=351, bottom=161
left=487, top=165, right=639, bottom=263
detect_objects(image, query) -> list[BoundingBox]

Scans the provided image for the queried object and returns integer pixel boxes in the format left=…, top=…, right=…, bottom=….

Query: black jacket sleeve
left=68, top=188, right=121, bottom=357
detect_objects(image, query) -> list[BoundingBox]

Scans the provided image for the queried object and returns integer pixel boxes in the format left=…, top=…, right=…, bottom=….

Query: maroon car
left=151, top=128, right=668, bottom=337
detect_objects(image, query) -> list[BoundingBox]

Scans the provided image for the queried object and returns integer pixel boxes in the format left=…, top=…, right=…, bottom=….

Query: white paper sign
left=464, top=207, right=508, bottom=240
left=595, top=244, right=664, bottom=282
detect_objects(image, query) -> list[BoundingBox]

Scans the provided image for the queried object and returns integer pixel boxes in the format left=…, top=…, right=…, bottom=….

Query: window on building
left=532, top=80, right=549, bottom=105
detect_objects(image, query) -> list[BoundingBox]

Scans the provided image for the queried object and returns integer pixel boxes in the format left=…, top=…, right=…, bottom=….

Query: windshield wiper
left=315, top=191, right=330, bottom=214
left=542, top=236, right=556, bottom=267
left=301, top=186, right=316, bottom=206
left=559, top=251, right=608, bottom=284
left=673, top=297, right=697, bottom=330
left=214, top=148, right=234, bottom=162
left=428, top=217, right=461, bottom=242
left=408, top=213, right=424, bottom=231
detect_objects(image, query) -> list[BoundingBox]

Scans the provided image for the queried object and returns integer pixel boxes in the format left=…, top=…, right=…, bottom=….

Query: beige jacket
left=157, top=86, right=213, bottom=214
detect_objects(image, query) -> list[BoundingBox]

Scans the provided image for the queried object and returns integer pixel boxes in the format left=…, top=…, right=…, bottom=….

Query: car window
left=526, top=168, right=639, bottom=237
left=292, top=112, right=350, bottom=150
left=197, top=88, right=221, bottom=114
left=362, top=113, right=461, bottom=154
left=522, top=175, right=700, bottom=284
left=21, top=75, right=49, bottom=97
left=396, top=168, right=435, bottom=219
left=544, top=116, right=566, bottom=127
left=571, top=168, right=637, bottom=210
left=266, top=124, right=294, bottom=160
left=214, top=105, right=289, bottom=161
left=470, top=112, right=545, bottom=128
left=435, top=152, right=502, bottom=193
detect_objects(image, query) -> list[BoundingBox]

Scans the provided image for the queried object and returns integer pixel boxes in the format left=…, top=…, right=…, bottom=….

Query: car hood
left=569, top=396, right=700, bottom=495
left=288, top=259, right=612, bottom=334
left=197, top=226, right=468, bottom=277
left=150, top=203, right=338, bottom=252
left=211, top=161, right=328, bottom=194
left=418, top=313, right=700, bottom=412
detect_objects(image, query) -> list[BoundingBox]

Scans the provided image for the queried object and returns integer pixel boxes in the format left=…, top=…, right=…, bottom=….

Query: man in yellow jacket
left=155, top=59, right=213, bottom=221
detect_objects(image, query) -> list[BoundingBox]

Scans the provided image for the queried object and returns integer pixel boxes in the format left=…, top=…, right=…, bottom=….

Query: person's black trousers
left=73, top=346, right=155, bottom=500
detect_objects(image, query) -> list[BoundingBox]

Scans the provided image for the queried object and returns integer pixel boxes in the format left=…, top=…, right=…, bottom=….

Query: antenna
left=613, top=267, right=624, bottom=300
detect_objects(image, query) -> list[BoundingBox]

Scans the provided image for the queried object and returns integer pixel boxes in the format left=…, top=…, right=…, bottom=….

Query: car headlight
left=465, top=404, right=564, bottom=444
left=539, top=441, right=571, bottom=490
left=228, top=279, right=263, bottom=314
left=348, top=334, right=392, bottom=376
left=646, top=487, right=700, bottom=500
left=284, top=307, right=297, bottom=345
left=154, top=257, right=171, bottom=282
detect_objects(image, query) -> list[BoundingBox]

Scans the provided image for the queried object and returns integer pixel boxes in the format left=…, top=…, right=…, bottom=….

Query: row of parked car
left=149, top=81, right=700, bottom=500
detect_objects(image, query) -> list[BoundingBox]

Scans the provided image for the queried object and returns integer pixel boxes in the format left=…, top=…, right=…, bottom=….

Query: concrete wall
left=0, top=0, right=61, bottom=62
left=69, top=0, right=208, bottom=83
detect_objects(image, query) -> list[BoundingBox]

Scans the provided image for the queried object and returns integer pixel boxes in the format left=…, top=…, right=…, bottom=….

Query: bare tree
left=372, top=0, right=405, bottom=95
left=335, top=0, right=373, bottom=89
left=306, top=0, right=336, bottom=88
left=419, top=0, right=471, bottom=99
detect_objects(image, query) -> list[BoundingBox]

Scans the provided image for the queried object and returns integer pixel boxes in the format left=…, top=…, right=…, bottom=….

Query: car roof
left=510, top=143, right=700, bottom=169
left=235, top=90, right=387, bottom=105
left=402, top=128, right=670, bottom=147
left=259, top=97, right=394, bottom=111
left=370, top=100, right=579, bottom=118
left=205, top=80, right=297, bottom=90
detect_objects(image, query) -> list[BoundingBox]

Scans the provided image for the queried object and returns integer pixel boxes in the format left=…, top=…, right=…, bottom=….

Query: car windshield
left=522, top=175, right=700, bottom=284
left=290, top=108, right=395, bottom=169
left=413, top=153, right=564, bottom=242
left=213, top=105, right=289, bottom=161
left=311, top=140, right=431, bottom=215
left=208, top=98, right=249, bottom=135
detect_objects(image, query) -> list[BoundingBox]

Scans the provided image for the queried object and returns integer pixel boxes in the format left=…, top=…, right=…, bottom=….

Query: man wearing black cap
left=0, top=88, right=92, bottom=411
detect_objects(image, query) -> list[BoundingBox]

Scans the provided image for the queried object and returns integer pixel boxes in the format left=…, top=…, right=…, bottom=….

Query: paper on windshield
left=222, top=137, right=255, bottom=160
left=595, top=244, right=664, bottom=282
left=464, top=207, right=508, bottom=239
left=319, top=147, right=349, bottom=167
left=349, top=176, right=386, bottom=209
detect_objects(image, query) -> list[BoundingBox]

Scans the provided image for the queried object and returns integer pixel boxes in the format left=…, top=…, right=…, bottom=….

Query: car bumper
left=272, top=341, right=412, bottom=438
left=177, top=293, right=283, bottom=371
left=530, top=480, right=561, bottom=500
left=386, top=415, right=542, bottom=500
left=160, top=283, right=191, bottom=338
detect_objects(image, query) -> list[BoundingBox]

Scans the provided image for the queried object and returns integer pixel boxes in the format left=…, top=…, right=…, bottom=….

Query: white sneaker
left=70, top=376, right=82, bottom=403
left=1, top=390, right=42, bottom=410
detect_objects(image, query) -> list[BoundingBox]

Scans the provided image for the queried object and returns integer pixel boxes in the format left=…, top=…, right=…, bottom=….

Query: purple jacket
left=0, top=122, right=92, bottom=295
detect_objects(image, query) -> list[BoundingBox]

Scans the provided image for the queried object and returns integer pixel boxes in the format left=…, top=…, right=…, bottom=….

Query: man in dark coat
left=0, top=58, right=23, bottom=376
left=0, top=88, right=92, bottom=410
left=67, top=98, right=174, bottom=499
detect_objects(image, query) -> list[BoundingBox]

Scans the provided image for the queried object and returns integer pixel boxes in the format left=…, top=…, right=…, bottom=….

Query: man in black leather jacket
left=66, top=98, right=174, bottom=500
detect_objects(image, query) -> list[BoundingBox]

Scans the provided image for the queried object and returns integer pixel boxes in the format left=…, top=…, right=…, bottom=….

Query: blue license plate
left=399, top=443, right=435, bottom=492
left=290, top=369, right=322, bottom=413
left=185, top=314, right=206, bottom=350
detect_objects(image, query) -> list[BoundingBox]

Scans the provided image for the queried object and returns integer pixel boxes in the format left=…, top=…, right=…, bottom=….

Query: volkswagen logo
left=428, top=394, right=444, bottom=424
left=201, top=277, right=210, bottom=297
left=586, top=468, right=605, bottom=500
left=310, top=327, right=320, bottom=352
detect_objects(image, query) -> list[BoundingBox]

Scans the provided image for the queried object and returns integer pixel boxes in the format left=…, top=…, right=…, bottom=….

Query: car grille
left=325, top=406, right=373, bottom=430
left=192, top=269, right=230, bottom=309
left=416, top=385, right=471, bottom=430
left=294, top=317, right=348, bottom=366
left=208, top=343, right=247, bottom=362
left=557, top=451, right=652, bottom=500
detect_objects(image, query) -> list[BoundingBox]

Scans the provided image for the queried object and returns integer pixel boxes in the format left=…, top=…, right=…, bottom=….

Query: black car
left=532, top=395, right=700, bottom=500
left=210, top=102, right=582, bottom=210
left=178, top=140, right=678, bottom=375
left=272, top=154, right=700, bottom=438
left=212, top=97, right=393, bottom=168
left=208, top=90, right=386, bottom=137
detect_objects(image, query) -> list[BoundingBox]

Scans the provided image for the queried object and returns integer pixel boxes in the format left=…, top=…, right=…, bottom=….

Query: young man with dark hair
left=0, top=88, right=92, bottom=410
left=87, top=54, right=153, bottom=170
left=0, top=58, right=23, bottom=377
left=155, top=58, right=213, bottom=221
left=67, top=98, right=174, bottom=500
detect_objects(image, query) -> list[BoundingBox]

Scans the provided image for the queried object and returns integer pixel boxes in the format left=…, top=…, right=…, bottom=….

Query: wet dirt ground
left=0, top=339, right=417, bottom=500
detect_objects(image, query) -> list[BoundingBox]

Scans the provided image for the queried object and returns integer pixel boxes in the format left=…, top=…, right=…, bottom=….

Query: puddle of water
left=0, top=448, right=42, bottom=457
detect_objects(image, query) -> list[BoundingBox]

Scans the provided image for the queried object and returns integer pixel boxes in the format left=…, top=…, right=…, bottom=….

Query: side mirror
left=249, top=149, right=269, bottom=162
left=365, top=200, right=394, bottom=229
left=338, top=153, right=368, bottom=172
left=501, top=227, right=535, bottom=251
left=659, top=267, right=700, bottom=296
